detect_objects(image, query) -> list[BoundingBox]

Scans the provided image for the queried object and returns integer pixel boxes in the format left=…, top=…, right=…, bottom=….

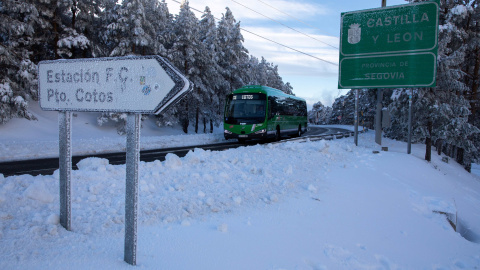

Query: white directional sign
left=38, top=55, right=193, bottom=266
left=38, top=55, right=192, bottom=114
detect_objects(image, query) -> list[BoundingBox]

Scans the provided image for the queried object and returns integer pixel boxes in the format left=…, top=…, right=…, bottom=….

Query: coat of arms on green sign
left=348, top=24, right=361, bottom=45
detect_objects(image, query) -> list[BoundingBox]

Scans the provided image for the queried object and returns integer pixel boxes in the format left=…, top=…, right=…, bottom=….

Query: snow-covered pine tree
left=308, top=101, right=332, bottom=125
left=445, top=1, right=479, bottom=129
left=0, top=0, right=39, bottom=123
left=109, top=0, right=155, bottom=56
left=99, top=0, right=169, bottom=56
left=442, top=94, right=480, bottom=168
left=30, top=0, right=61, bottom=60
left=97, top=0, right=121, bottom=56
left=243, top=56, right=291, bottom=94
left=265, top=62, right=284, bottom=90
left=329, top=89, right=382, bottom=128
left=386, top=89, right=413, bottom=141
left=198, top=6, right=224, bottom=133
left=143, top=0, right=171, bottom=57
left=282, top=82, right=294, bottom=95
left=329, top=94, right=348, bottom=125
left=357, top=89, right=377, bottom=129
left=55, top=0, right=100, bottom=59
left=142, top=0, right=178, bottom=129
left=455, top=1, right=480, bottom=168
left=245, top=56, right=268, bottom=87
left=216, top=7, right=249, bottom=95
left=410, top=88, right=443, bottom=161
left=167, top=1, right=203, bottom=133
left=419, top=0, right=479, bottom=167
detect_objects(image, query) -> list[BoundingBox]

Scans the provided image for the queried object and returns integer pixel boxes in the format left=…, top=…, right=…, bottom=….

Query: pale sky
left=164, top=0, right=409, bottom=108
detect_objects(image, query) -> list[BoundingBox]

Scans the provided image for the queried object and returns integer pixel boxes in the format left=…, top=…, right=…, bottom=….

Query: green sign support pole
left=354, top=89, right=359, bottom=146
left=408, top=89, right=413, bottom=154
left=375, top=0, right=386, bottom=147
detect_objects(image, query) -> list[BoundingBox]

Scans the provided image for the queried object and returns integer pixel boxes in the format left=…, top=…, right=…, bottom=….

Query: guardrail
left=273, top=129, right=367, bottom=144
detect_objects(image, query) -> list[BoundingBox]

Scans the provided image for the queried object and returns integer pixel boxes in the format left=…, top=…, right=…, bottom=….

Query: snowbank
left=1, top=131, right=479, bottom=269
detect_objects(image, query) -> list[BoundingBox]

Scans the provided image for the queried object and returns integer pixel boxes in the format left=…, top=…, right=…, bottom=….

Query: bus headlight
left=224, top=130, right=232, bottom=134
left=254, top=129, right=266, bottom=134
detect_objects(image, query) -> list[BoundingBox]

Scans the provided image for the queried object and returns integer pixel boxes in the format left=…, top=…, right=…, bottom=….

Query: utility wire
left=240, top=28, right=338, bottom=66
left=257, top=0, right=339, bottom=40
left=231, top=0, right=338, bottom=49
left=166, top=0, right=338, bottom=66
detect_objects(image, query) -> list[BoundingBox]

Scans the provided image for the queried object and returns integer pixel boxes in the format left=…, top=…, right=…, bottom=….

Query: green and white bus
left=224, top=85, right=308, bottom=142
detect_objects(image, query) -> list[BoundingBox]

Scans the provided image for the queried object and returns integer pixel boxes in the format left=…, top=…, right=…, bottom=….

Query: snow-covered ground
left=0, top=102, right=226, bottom=162
left=1, top=104, right=480, bottom=269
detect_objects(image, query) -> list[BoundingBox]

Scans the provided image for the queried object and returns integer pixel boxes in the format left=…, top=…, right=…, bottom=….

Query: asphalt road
left=0, top=126, right=352, bottom=177
left=303, top=126, right=353, bottom=136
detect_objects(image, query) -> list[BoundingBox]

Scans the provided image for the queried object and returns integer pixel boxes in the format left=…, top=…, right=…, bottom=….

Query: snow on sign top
left=38, top=55, right=192, bottom=114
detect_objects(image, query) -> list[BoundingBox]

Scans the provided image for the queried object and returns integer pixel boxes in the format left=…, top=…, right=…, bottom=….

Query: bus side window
left=268, top=96, right=276, bottom=119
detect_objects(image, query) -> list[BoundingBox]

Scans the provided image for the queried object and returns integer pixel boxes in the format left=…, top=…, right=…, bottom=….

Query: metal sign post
left=354, top=89, right=359, bottom=146
left=375, top=89, right=383, bottom=145
left=59, top=111, right=72, bottom=231
left=124, top=113, right=141, bottom=265
left=408, top=89, right=413, bottom=154
left=38, top=55, right=192, bottom=266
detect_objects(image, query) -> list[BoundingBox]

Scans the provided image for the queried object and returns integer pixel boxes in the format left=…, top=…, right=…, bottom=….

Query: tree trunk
left=71, top=0, right=77, bottom=29
left=181, top=119, right=188, bottom=133
left=195, top=107, right=199, bottom=133
left=446, top=144, right=454, bottom=158
left=470, top=47, right=479, bottom=123
left=181, top=100, right=189, bottom=133
left=53, top=5, right=59, bottom=59
left=203, top=117, right=207, bottom=133
left=465, top=162, right=472, bottom=173
left=210, top=119, right=213, bottom=133
left=436, top=139, right=443, bottom=155
left=70, top=1, right=79, bottom=59
left=181, top=58, right=189, bottom=134
left=425, top=120, right=432, bottom=162
left=456, top=148, right=464, bottom=166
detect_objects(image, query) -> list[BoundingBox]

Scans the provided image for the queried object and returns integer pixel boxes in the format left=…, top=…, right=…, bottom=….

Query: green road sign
left=338, top=1, right=439, bottom=89
left=339, top=53, right=436, bottom=88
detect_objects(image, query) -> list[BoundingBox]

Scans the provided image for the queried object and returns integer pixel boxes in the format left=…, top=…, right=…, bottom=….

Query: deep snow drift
left=0, top=107, right=480, bottom=269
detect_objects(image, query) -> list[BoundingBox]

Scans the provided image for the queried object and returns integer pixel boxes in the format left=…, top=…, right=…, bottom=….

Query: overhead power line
left=166, top=0, right=338, bottom=67
left=240, top=28, right=338, bottom=66
left=231, top=0, right=338, bottom=50
left=256, top=0, right=339, bottom=39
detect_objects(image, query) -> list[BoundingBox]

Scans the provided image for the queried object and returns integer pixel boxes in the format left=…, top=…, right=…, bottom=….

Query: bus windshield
left=225, top=93, right=267, bottom=124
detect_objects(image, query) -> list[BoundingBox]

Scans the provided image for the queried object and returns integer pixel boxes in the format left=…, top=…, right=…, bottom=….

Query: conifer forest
left=1, top=0, right=479, bottom=170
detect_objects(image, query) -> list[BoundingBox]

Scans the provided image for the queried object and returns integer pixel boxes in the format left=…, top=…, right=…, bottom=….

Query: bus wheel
left=275, top=126, right=281, bottom=141
left=296, top=125, right=302, bottom=137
